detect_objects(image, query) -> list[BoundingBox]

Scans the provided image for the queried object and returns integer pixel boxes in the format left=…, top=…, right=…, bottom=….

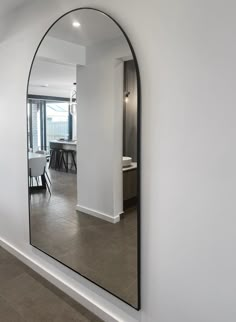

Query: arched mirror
left=27, top=8, right=140, bottom=309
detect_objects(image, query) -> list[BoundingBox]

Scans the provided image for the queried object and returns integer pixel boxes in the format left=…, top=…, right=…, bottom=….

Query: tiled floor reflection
left=30, top=169, right=138, bottom=307
left=0, top=247, right=103, bottom=322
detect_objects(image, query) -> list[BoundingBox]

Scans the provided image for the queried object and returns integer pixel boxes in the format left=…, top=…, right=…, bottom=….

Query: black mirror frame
left=26, top=7, right=141, bottom=311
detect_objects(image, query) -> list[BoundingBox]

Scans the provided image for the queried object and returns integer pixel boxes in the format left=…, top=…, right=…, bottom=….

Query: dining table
left=28, top=152, right=47, bottom=160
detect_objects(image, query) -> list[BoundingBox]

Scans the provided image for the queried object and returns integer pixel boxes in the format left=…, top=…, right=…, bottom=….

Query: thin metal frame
left=26, top=8, right=141, bottom=311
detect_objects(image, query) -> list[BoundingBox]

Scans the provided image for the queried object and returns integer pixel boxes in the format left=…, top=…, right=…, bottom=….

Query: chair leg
left=61, top=152, right=67, bottom=172
left=56, top=150, right=61, bottom=170
left=71, top=151, right=77, bottom=170
left=44, top=175, right=51, bottom=195
left=45, top=171, right=51, bottom=185
left=58, top=150, right=63, bottom=170
left=41, top=170, right=47, bottom=188
left=49, top=150, right=53, bottom=168
left=66, top=151, right=69, bottom=172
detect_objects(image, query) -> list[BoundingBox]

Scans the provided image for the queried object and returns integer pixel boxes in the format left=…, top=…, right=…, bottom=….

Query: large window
left=28, top=96, right=72, bottom=152
left=46, top=102, right=70, bottom=149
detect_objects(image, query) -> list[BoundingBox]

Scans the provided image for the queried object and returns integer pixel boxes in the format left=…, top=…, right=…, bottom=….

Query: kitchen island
left=49, top=140, right=77, bottom=151
left=49, top=140, right=77, bottom=172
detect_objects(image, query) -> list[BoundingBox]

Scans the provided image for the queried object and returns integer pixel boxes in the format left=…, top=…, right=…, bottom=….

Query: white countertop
left=50, top=140, right=77, bottom=146
left=123, top=162, right=137, bottom=172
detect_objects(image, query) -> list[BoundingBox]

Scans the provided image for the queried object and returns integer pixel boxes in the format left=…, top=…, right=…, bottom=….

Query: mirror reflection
left=27, top=9, right=140, bottom=308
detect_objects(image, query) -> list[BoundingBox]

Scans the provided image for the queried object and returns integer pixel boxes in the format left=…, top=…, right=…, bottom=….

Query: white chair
left=35, top=150, right=50, bottom=162
left=35, top=150, right=51, bottom=184
left=28, top=157, right=51, bottom=194
left=35, top=150, right=46, bottom=154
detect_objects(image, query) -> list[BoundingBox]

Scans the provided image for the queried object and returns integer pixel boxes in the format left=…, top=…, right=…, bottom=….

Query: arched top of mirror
left=28, top=9, right=136, bottom=98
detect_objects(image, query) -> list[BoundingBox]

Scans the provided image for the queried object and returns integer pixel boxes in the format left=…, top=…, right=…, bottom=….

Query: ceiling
left=48, top=9, right=123, bottom=46
left=0, top=0, right=29, bottom=17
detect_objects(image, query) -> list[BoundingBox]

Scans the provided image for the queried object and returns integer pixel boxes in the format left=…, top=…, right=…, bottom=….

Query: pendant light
left=70, top=82, right=77, bottom=115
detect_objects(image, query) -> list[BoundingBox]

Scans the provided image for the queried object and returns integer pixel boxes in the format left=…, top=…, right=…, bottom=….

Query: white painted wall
left=1, top=1, right=236, bottom=322
left=29, top=58, right=76, bottom=97
left=76, top=37, right=130, bottom=222
left=37, top=35, right=86, bottom=66
left=29, top=35, right=86, bottom=97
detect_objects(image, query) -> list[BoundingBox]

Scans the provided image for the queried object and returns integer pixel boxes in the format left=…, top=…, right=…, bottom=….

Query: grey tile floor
left=0, top=246, right=103, bottom=322
left=30, top=169, right=138, bottom=307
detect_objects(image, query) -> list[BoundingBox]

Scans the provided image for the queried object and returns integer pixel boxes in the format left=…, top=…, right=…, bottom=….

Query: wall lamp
left=125, top=91, right=130, bottom=103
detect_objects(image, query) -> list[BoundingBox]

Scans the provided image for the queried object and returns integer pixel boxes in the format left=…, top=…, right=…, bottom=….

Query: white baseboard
left=76, top=205, right=121, bottom=224
left=0, top=238, right=119, bottom=322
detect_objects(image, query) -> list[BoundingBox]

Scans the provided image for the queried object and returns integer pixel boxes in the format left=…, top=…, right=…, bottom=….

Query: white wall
left=1, top=1, right=236, bottom=322
left=76, top=37, right=131, bottom=222
left=29, top=58, right=76, bottom=97
left=37, top=35, right=86, bottom=66
left=29, top=35, right=86, bottom=97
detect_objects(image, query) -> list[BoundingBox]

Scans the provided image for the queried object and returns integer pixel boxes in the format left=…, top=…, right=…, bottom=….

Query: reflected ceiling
left=48, top=10, right=123, bottom=46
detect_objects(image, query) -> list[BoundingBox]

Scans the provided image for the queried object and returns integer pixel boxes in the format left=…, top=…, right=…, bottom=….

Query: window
left=28, top=97, right=72, bottom=152
left=46, top=102, right=70, bottom=150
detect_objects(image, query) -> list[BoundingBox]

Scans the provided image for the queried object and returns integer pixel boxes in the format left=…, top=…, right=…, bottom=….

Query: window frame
left=27, top=95, right=73, bottom=151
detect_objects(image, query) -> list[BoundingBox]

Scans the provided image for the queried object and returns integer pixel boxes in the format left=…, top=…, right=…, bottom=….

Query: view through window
left=28, top=98, right=71, bottom=152
left=46, top=102, right=69, bottom=150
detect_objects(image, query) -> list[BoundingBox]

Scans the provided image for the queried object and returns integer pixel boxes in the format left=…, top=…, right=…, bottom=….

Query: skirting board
left=76, top=205, right=122, bottom=224
left=0, top=238, right=120, bottom=322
